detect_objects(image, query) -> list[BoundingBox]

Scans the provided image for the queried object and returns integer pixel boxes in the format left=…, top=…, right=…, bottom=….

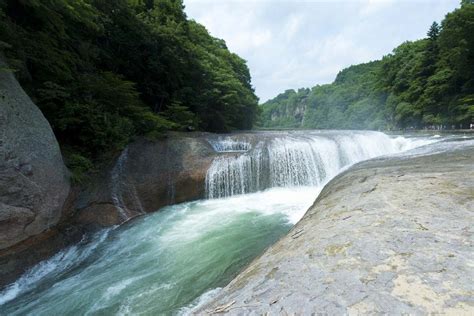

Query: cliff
left=196, top=143, right=474, bottom=314
left=260, top=89, right=309, bottom=128
left=259, top=61, right=385, bottom=130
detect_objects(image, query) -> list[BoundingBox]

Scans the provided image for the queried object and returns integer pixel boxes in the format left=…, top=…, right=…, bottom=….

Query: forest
left=260, top=1, right=474, bottom=131
left=0, top=0, right=259, bottom=179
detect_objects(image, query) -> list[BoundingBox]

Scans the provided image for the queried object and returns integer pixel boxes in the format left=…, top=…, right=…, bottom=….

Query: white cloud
left=360, top=0, right=395, bottom=16
left=284, top=13, right=304, bottom=40
left=184, top=0, right=459, bottom=102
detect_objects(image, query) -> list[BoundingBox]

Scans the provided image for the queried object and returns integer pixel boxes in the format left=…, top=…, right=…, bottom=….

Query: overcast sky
left=184, top=0, right=459, bottom=102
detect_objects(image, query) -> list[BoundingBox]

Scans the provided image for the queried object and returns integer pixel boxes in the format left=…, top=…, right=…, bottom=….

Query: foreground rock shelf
left=197, top=145, right=474, bottom=314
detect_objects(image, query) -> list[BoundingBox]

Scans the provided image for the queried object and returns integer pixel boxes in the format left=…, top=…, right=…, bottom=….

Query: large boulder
left=0, top=56, right=70, bottom=249
left=196, top=144, right=474, bottom=314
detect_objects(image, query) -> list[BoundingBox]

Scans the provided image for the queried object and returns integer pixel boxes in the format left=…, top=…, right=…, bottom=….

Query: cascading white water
left=268, top=136, right=339, bottom=187
left=207, top=137, right=251, bottom=152
left=205, top=140, right=266, bottom=198
left=205, top=131, right=429, bottom=198
left=110, top=148, right=145, bottom=221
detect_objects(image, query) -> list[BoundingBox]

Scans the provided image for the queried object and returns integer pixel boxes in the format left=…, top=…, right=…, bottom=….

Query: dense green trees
left=381, top=1, right=474, bottom=129
left=260, top=61, right=387, bottom=130
left=261, top=2, right=474, bottom=130
left=0, top=0, right=258, bottom=176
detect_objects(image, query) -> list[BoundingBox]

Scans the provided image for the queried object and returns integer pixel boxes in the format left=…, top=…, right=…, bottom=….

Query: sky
left=184, top=0, right=460, bottom=102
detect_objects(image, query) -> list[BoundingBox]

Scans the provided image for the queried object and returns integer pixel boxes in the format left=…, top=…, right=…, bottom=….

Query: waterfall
left=110, top=148, right=145, bottom=221
left=207, top=137, right=251, bottom=152
left=205, top=131, right=420, bottom=199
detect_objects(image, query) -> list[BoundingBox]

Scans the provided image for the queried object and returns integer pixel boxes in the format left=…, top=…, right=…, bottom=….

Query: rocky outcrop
left=197, top=144, right=474, bottom=314
left=267, top=90, right=308, bottom=127
left=72, top=133, right=216, bottom=227
left=0, top=57, right=70, bottom=250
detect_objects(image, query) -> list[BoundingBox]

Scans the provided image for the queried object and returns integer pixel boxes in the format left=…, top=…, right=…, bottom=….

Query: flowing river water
left=0, top=130, right=464, bottom=315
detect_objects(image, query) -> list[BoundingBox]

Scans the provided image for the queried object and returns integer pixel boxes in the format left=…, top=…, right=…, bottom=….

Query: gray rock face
left=196, top=145, right=474, bottom=314
left=269, top=100, right=306, bottom=125
left=0, top=57, right=70, bottom=249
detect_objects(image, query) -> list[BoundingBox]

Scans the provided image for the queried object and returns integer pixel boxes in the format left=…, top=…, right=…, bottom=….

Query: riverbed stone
left=196, top=144, right=474, bottom=314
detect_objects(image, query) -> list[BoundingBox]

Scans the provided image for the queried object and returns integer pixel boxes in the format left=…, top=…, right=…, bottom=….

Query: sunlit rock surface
left=196, top=144, right=474, bottom=314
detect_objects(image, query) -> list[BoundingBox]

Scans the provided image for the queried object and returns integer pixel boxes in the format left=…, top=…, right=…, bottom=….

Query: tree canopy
left=0, top=0, right=259, bottom=178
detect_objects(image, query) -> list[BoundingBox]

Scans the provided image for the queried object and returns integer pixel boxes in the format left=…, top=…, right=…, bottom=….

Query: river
left=1, top=130, right=465, bottom=315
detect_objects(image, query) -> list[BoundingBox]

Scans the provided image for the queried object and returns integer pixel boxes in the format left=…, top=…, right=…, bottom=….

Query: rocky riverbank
left=196, top=144, right=474, bottom=314
left=0, top=132, right=218, bottom=288
left=0, top=55, right=223, bottom=288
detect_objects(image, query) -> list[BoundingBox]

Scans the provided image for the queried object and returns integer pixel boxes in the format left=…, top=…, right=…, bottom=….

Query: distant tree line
left=0, top=0, right=258, bottom=180
left=260, top=1, right=474, bottom=130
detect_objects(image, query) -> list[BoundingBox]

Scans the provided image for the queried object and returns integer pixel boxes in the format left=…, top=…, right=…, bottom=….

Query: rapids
left=0, top=131, right=448, bottom=315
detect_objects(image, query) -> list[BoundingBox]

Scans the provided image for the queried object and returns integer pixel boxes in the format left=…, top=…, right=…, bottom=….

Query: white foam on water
left=0, top=229, right=112, bottom=306
left=161, top=186, right=321, bottom=245
left=208, top=137, right=251, bottom=152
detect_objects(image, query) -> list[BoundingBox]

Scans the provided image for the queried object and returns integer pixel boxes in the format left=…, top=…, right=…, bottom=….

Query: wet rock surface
left=72, top=133, right=216, bottom=227
left=197, top=145, right=474, bottom=314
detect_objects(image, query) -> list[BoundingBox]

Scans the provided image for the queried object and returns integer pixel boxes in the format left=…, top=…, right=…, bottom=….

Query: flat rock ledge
left=197, top=145, right=474, bottom=315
